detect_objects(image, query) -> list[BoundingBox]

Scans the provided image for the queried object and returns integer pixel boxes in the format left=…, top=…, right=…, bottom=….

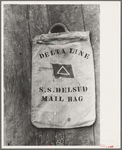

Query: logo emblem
left=52, top=64, right=74, bottom=79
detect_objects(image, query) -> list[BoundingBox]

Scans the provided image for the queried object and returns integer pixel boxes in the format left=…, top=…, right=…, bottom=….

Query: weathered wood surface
left=82, top=5, right=100, bottom=145
left=4, top=4, right=100, bottom=146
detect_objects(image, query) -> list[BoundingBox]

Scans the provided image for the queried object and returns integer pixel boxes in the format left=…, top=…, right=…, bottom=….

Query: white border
left=1, top=1, right=4, bottom=148
left=1, top=1, right=121, bottom=149
left=1, top=1, right=120, bottom=5
left=100, top=2, right=120, bottom=148
left=2, top=146, right=108, bottom=149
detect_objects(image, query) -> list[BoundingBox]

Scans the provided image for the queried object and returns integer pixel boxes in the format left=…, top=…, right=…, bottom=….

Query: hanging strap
left=48, top=23, right=69, bottom=34
left=36, top=23, right=88, bottom=44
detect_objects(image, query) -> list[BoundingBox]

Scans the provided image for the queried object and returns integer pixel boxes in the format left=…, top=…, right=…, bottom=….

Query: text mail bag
left=31, top=23, right=96, bottom=128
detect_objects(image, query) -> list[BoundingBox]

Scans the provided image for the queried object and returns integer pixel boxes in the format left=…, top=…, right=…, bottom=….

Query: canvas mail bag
left=31, top=23, right=96, bottom=128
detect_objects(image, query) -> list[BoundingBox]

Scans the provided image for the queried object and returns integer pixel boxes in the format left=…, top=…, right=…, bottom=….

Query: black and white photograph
left=1, top=1, right=120, bottom=148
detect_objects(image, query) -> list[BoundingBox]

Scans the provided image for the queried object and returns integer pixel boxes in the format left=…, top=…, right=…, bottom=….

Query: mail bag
left=31, top=23, right=96, bottom=128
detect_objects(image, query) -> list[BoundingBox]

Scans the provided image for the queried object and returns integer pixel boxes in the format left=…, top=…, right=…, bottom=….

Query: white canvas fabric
left=31, top=27, right=96, bottom=128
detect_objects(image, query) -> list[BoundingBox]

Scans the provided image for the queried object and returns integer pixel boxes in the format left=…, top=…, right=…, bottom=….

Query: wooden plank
left=55, top=129, right=65, bottom=145
left=47, top=4, right=94, bottom=146
left=82, top=4, right=100, bottom=145
left=29, top=5, right=50, bottom=37
left=47, top=5, right=84, bottom=31
left=4, top=4, right=33, bottom=145
left=38, top=129, right=55, bottom=145
left=65, top=127, right=94, bottom=145
left=29, top=5, right=56, bottom=145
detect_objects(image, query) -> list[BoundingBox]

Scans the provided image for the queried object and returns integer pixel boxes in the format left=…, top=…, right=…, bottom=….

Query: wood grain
left=82, top=4, right=100, bottom=145
left=29, top=5, right=50, bottom=37
left=47, top=5, right=84, bottom=32
left=65, top=127, right=94, bottom=145
left=29, top=5, right=56, bottom=146
left=4, top=4, right=32, bottom=145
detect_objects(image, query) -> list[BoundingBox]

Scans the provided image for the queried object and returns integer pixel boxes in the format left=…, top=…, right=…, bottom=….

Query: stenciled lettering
left=39, top=48, right=90, bottom=59
left=68, top=96, right=83, bottom=102
left=40, top=96, right=83, bottom=102
left=41, top=96, right=64, bottom=102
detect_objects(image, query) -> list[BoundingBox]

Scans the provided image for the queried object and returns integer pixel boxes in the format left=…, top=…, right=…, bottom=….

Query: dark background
left=4, top=4, right=100, bottom=146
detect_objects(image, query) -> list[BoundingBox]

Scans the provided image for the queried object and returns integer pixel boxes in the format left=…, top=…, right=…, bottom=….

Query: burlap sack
left=31, top=23, right=96, bottom=128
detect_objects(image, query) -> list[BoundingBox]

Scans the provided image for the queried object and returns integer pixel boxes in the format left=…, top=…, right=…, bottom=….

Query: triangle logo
left=57, top=66, right=70, bottom=75
left=52, top=63, right=74, bottom=79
